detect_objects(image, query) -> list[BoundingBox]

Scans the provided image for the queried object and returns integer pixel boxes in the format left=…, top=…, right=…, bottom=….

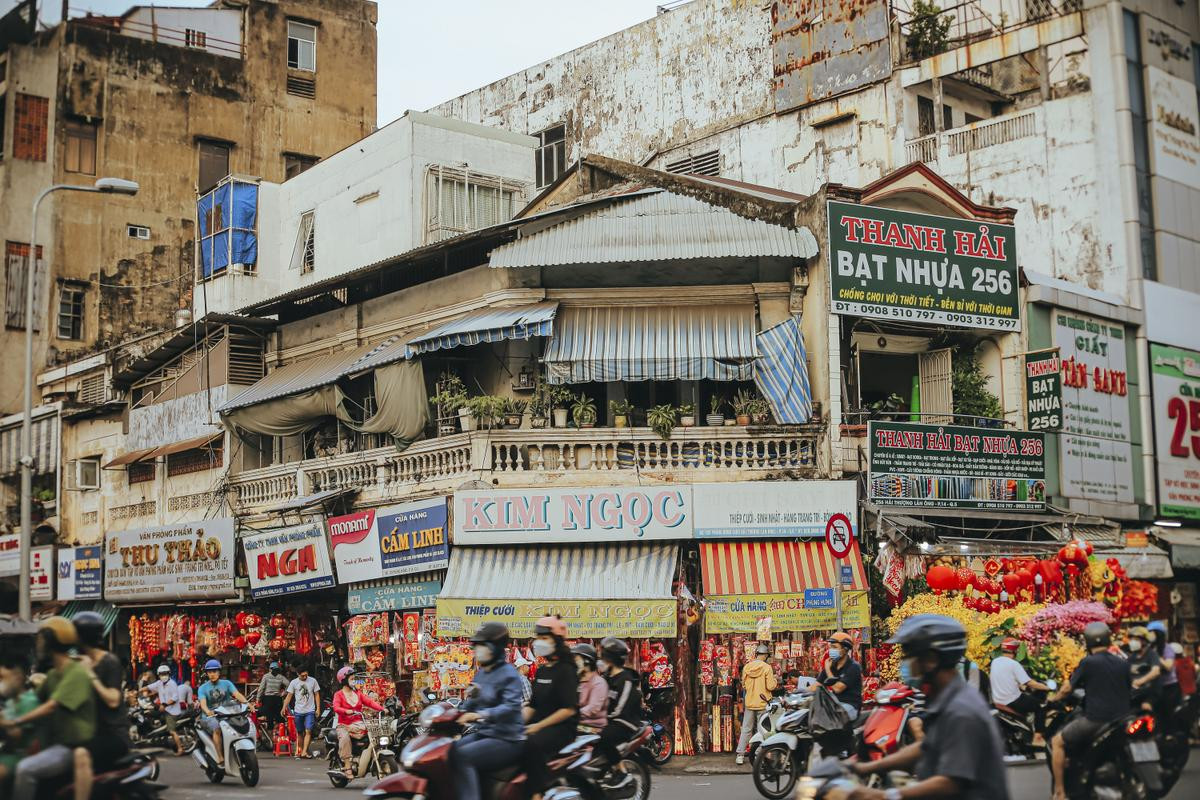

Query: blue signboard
left=57, top=545, right=103, bottom=600
left=348, top=579, right=443, bottom=614
left=804, top=588, right=835, bottom=608
left=840, top=565, right=853, bottom=586
left=329, top=499, right=450, bottom=583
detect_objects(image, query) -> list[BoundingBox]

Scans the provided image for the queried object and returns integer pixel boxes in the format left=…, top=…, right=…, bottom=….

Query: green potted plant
left=550, top=385, right=573, bottom=428
left=572, top=393, right=597, bottom=428
left=503, top=398, right=527, bottom=428
left=732, top=388, right=754, bottom=425
left=749, top=397, right=771, bottom=425
left=609, top=398, right=634, bottom=428
left=430, top=372, right=468, bottom=434
left=529, top=377, right=549, bottom=428
left=678, top=403, right=695, bottom=427
left=707, top=394, right=726, bottom=427
left=647, top=404, right=677, bottom=440
left=467, top=395, right=505, bottom=430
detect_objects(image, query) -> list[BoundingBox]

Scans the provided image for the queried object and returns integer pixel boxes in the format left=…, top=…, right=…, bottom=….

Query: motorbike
left=362, top=701, right=652, bottom=800
left=19, top=749, right=166, bottom=800
left=745, top=678, right=818, bottom=761
left=857, top=681, right=923, bottom=764
left=992, top=681, right=1054, bottom=760
left=128, top=697, right=198, bottom=753
left=1044, top=690, right=1163, bottom=800
left=324, top=710, right=399, bottom=788
left=191, top=702, right=260, bottom=787
left=1155, top=692, right=1197, bottom=793
left=794, top=756, right=913, bottom=800
left=639, top=686, right=674, bottom=766
left=751, top=687, right=862, bottom=800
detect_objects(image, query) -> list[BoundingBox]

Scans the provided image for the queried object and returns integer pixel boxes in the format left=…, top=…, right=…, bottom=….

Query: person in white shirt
left=283, top=666, right=322, bottom=759
left=151, top=665, right=186, bottom=755
left=989, top=638, right=1053, bottom=733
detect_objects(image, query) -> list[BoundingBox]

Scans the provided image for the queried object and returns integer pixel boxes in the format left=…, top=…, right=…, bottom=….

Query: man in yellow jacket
left=736, top=644, right=778, bottom=764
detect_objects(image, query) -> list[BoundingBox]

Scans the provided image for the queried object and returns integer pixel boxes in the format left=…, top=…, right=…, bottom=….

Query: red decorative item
left=245, top=631, right=262, bottom=646
left=955, top=568, right=975, bottom=592
left=233, top=636, right=246, bottom=650
left=1016, top=568, right=1033, bottom=589
left=244, top=613, right=261, bottom=628
left=926, top=565, right=956, bottom=593
left=269, top=613, right=286, bottom=629
left=983, top=558, right=1001, bottom=576
left=1002, top=572, right=1022, bottom=594
left=269, top=637, right=286, bottom=651
left=274, top=627, right=286, bottom=638
left=235, top=611, right=247, bottom=629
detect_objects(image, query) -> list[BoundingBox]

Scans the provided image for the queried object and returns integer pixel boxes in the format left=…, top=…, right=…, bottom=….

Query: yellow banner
left=436, top=598, right=677, bottom=640
left=704, top=590, right=870, bottom=634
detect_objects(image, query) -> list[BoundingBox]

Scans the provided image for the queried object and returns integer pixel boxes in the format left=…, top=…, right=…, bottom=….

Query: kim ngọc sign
left=828, top=201, right=1019, bottom=331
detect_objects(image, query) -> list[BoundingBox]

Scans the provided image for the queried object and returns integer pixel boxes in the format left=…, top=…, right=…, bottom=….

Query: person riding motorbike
left=572, top=643, right=608, bottom=732
left=332, top=664, right=384, bottom=779
left=848, top=614, right=1010, bottom=800
left=1048, top=621, right=1132, bottom=800
left=149, top=664, right=186, bottom=755
left=73, top=610, right=132, bottom=800
left=595, top=636, right=643, bottom=789
left=988, top=638, right=1053, bottom=733
left=8, top=617, right=97, bottom=800
left=197, top=658, right=250, bottom=769
left=521, top=616, right=578, bottom=800
left=0, top=652, right=39, bottom=794
left=735, top=643, right=777, bottom=765
left=810, top=632, right=863, bottom=720
left=1147, top=621, right=1180, bottom=713
left=452, top=622, right=527, bottom=800
left=1126, top=626, right=1163, bottom=709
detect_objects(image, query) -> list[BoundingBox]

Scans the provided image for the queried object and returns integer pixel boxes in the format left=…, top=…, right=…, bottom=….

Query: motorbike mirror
left=1045, top=679, right=1058, bottom=691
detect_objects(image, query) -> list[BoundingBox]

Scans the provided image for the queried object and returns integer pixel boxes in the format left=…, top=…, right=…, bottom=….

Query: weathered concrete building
left=0, top=0, right=378, bottom=418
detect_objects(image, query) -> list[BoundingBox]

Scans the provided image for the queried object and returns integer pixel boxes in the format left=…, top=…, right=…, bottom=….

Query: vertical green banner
left=1024, top=348, right=1063, bottom=432
left=827, top=201, right=1019, bottom=331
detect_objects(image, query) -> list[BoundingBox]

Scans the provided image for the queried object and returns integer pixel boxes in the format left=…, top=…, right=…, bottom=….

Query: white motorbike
left=746, top=678, right=817, bottom=759
left=192, top=702, right=260, bottom=787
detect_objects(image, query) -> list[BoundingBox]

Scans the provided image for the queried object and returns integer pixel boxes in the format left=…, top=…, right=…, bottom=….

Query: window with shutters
left=425, top=166, right=526, bottom=243
left=289, top=211, right=315, bottom=273
left=185, top=28, right=207, bottom=49
left=918, top=348, right=954, bottom=423
left=57, top=283, right=85, bottom=340
left=663, top=149, right=720, bottom=177
left=5, top=241, right=44, bottom=331
left=77, top=373, right=107, bottom=405
left=13, top=93, right=48, bottom=161
left=287, top=20, right=316, bottom=71
left=534, top=124, right=566, bottom=188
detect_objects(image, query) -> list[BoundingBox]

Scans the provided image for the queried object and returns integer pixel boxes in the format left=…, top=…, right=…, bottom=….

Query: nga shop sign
left=105, top=518, right=237, bottom=603
left=828, top=201, right=1018, bottom=331
left=243, top=524, right=335, bottom=599
left=868, top=421, right=1046, bottom=510
left=328, top=498, right=449, bottom=583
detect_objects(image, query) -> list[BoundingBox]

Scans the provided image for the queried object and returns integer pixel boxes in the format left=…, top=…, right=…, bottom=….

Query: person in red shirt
left=1172, top=643, right=1196, bottom=697
left=331, top=666, right=384, bottom=779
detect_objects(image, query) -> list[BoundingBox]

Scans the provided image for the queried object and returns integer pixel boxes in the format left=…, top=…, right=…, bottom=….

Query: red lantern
left=1016, top=568, right=1033, bottom=589
left=243, top=613, right=261, bottom=628
left=955, top=568, right=975, bottom=592
left=1002, top=572, right=1022, bottom=595
left=274, top=627, right=286, bottom=639
left=235, top=611, right=247, bottom=629
left=233, top=636, right=247, bottom=650
left=269, top=637, right=285, bottom=651
left=245, top=631, right=262, bottom=646
left=269, top=613, right=286, bottom=629
left=926, top=565, right=957, bottom=593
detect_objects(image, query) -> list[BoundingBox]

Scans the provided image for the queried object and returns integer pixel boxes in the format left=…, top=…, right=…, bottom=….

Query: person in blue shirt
left=453, top=623, right=526, bottom=800
left=197, top=659, right=249, bottom=768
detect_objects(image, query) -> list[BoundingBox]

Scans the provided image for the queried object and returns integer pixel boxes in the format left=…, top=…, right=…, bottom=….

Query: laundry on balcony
left=543, top=303, right=758, bottom=383
left=753, top=315, right=812, bottom=424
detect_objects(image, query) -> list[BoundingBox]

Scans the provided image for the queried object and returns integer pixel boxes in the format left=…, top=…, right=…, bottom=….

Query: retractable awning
left=754, top=316, right=812, bottom=424
left=143, top=432, right=222, bottom=460
left=437, top=543, right=678, bottom=639
left=103, top=447, right=156, bottom=469
left=405, top=302, right=558, bottom=358
left=1152, top=527, right=1200, bottom=569
left=1096, top=544, right=1174, bottom=579
left=219, top=342, right=379, bottom=414
left=700, top=540, right=869, bottom=634
left=544, top=304, right=757, bottom=384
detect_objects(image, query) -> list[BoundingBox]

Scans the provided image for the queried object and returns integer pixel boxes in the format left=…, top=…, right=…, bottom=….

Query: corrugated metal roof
left=489, top=190, right=818, bottom=268
left=440, top=543, right=677, bottom=600
left=406, top=302, right=558, bottom=357
left=219, top=342, right=378, bottom=413
left=1097, top=544, right=1174, bottom=579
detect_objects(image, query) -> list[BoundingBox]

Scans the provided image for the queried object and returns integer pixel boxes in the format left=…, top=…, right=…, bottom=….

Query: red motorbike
left=363, top=702, right=652, bottom=800
left=858, top=681, right=923, bottom=763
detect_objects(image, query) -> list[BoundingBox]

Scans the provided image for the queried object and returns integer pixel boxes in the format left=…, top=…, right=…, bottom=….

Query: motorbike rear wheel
left=206, top=767, right=224, bottom=784
left=237, top=749, right=260, bottom=787
left=328, top=772, right=350, bottom=789
left=648, top=731, right=673, bottom=766
left=614, top=757, right=650, bottom=800
left=752, top=743, right=801, bottom=800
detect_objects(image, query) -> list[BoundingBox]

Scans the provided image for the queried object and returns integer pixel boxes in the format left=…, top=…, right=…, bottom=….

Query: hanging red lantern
left=926, top=565, right=957, bottom=593
left=243, top=613, right=261, bottom=628
left=232, top=636, right=247, bottom=650
left=245, top=631, right=262, bottom=646
left=955, top=568, right=975, bottom=592
left=1015, top=568, right=1034, bottom=589
left=235, top=611, right=247, bottom=629
left=1002, top=572, right=1022, bottom=595
left=269, top=613, right=286, bottom=629
left=269, top=637, right=286, bottom=651
left=274, top=627, right=286, bottom=639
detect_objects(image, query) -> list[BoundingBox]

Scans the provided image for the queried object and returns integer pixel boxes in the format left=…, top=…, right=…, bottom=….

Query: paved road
left=155, top=749, right=1200, bottom=799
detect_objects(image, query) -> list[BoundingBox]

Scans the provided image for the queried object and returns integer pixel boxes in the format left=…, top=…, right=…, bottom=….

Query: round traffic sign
left=825, top=513, right=854, bottom=559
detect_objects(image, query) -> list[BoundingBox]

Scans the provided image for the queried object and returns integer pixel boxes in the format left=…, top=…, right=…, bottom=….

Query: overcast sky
left=9, top=0, right=661, bottom=125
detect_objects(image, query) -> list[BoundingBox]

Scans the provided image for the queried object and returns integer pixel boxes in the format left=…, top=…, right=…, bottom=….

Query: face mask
left=270, top=668, right=279, bottom=675
left=532, top=639, right=555, bottom=658
left=474, top=645, right=494, bottom=665
left=828, top=648, right=842, bottom=661
left=898, top=658, right=914, bottom=687
left=1129, top=640, right=1143, bottom=652
left=597, top=659, right=610, bottom=673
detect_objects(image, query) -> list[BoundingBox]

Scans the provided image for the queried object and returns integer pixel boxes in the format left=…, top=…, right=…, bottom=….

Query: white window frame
left=56, top=282, right=84, bottom=341
left=74, top=457, right=101, bottom=491
left=290, top=210, right=315, bottom=273
left=287, top=20, right=317, bottom=72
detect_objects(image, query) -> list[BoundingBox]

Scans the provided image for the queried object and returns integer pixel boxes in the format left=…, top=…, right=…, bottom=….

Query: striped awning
left=220, top=342, right=378, bottom=413
left=63, top=600, right=120, bottom=635
left=544, top=304, right=757, bottom=384
left=441, top=543, right=676, bottom=600
left=0, top=410, right=58, bottom=477
left=700, top=540, right=868, bottom=596
left=754, top=316, right=812, bottom=424
left=405, top=302, right=558, bottom=358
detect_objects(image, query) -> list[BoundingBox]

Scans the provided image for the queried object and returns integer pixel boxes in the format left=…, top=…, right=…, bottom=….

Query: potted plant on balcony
left=749, top=397, right=771, bottom=425
left=609, top=398, right=634, bottom=428
left=678, top=403, right=695, bottom=427
left=707, top=395, right=726, bottom=427
left=550, top=385, right=573, bottom=428
left=503, top=398, right=527, bottom=428
left=529, top=377, right=549, bottom=428
left=468, top=395, right=505, bottom=430
left=732, top=389, right=754, bottom=425
left=648, top=403, right=677, bottom=440
left=572, top=393, right=597, bottom=428
left=431, top=372, right=468, bottom=435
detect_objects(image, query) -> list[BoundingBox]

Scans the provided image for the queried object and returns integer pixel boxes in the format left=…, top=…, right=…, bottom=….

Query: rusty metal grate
left=664, top=149, right=720, bottom=177
left=286, top=75, right=316, bottom=99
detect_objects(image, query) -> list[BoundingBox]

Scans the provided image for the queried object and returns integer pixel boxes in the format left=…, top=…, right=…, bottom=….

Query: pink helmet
left=337, top=666, right=355, bottom=684
left=534, top=615, right=568, bottom=638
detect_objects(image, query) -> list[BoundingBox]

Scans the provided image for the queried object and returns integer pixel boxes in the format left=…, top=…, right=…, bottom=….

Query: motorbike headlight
left=378, top=736, right=390, bottom=747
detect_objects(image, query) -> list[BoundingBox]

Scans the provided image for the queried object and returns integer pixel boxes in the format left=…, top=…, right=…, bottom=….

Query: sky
left=7, top=0, right=663, bottom=125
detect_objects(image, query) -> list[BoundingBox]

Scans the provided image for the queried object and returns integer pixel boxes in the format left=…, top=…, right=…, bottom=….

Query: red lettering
left=925, top=226, right=946, bottom=253
left=840, top=215, right=864, bottom=242
left=257, top=552, right=278, bottom=580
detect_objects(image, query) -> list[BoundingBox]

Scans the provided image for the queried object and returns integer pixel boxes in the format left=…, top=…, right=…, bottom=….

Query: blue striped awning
left=405, top=302, right=558, bottom=358
left=754, top=316, right=812, bottom=424
left=544, top=304, right=757, bottom=384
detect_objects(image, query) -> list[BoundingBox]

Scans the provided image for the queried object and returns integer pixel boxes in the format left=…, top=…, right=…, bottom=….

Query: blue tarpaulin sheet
left=199, top=179, right=258, bottom=278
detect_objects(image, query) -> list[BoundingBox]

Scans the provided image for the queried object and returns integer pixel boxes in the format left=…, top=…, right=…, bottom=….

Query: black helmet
left=74, top=611, right=106, bottom=648
left=469, top=622, right=510, bottom=648
left=571, top=643, right=597, bottom=666
left=599, top=637, right=629, bottom=666
left=1083, top=621, right=1112, bottom=649
left=887, top=614, right=967, bottom=667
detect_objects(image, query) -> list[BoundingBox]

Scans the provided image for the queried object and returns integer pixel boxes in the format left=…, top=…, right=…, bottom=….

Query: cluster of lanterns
left=925, top=547, right=1083, bottom=611
left=231, top=611, right=291, bottom=652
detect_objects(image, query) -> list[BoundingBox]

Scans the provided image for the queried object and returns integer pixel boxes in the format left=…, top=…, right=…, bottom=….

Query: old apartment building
left=0, top=0, right=377, bottom=417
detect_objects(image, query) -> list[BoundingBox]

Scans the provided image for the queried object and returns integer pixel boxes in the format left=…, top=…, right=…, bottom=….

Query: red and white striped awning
left=700, top=539, right=868, bottom=596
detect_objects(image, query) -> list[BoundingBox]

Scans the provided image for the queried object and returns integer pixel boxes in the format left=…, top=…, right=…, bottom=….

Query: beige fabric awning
left=102, top=447, right=156, bottom=469
left=144, top=432, right=223, bottom=460
left=220, top=343, right=378, bottom=413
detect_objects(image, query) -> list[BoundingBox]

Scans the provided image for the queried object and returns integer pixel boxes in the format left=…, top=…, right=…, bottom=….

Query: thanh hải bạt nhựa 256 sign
left=827, top=201, right=1019, bottom=331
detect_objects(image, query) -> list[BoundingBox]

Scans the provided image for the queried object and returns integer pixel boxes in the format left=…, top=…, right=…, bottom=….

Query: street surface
left=153, top=748, right=1200, bottom=799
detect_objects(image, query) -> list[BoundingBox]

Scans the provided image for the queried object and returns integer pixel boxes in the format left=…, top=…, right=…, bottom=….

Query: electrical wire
left=95, top=272, right=191, bottom=289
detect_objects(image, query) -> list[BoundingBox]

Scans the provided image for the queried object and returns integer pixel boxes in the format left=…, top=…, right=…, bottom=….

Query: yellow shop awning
left=436, top=543, right=678, bottom=639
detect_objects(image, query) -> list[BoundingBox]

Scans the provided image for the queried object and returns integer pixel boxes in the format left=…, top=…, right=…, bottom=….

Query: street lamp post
left=19, top=177, right=139, bottom=621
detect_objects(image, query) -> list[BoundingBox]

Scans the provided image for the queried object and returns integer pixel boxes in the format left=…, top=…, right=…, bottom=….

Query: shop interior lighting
left=1154, top=520, right=1183, bottom=527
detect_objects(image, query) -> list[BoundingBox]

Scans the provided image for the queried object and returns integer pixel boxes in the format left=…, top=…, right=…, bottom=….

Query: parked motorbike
left=639, top=686, right=674, bottom=766
left=191, top=702, right=260, bottom=787
left=751, top=687, right=862, bottom=800
left=128, top=697, right=198, bottom=753
left=858, top=681, right=923, bottom=764
left=745, top=678, right=817, bottom=761
left=1044, top=690, right=1163, bottom=800
left=323, top=710, right=399, bottom=788
left=992, top=681, right=1054, bottom=760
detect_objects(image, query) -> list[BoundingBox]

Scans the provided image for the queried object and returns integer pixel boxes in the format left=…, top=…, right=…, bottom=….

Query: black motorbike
left=128, top=697, right=197, bottom=753
left=992, top=682, right=1055, bottom=759
left=639, top=686, right=674, bottom=767
left=1149, top=689, right=1196, bottom=793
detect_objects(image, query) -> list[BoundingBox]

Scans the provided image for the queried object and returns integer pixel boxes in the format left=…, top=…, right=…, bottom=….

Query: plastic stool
left=273, top=723, right=294, bottom=757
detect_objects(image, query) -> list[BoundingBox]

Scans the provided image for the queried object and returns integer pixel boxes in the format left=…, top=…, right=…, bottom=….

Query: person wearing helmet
left=331, top=665, right=383, bottom=779
left=149, top=664, right=186, bottom=756
left=813, top=632, right=863, bottom=721
left=1047, top=621, right=1130, bottom=800
left=8, top=617, right=96, bottom=800
left=197, top=658, right=249, bottom=768
left=594, top=636, right=642, bottom=788
left=734, top=643, right=777, bottom=765
left=74, top=609, right=132, bottom=782
left=988, top=637, right=1053, bottom=731
left=257, top=661, right=289, bottom=736
left=850, top=614, right=1009, bottom=800
left=283, top=663, right=322, bottom=759
left=1147, top=621, right=1180, bottom=713
left=452, top=622, right=526, bottom=800
left=0, top=651, right=39, bottom=794
left=520, top=616, right=578, bottom=800
left=1125, top=626, right=1164, bottom=706
left=572, top=643, right=608, bottom=731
